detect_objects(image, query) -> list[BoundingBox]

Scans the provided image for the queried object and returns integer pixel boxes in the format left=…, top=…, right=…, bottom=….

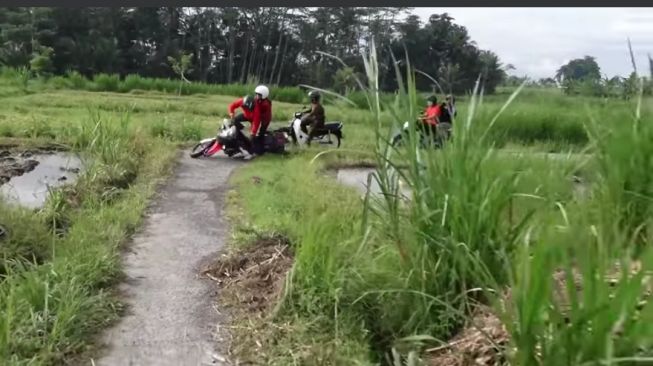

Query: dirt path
left=95, top=152, right=242, bottom=366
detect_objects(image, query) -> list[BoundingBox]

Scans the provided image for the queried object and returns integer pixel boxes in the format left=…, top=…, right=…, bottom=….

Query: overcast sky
left=412, top=8, right=653, bottom=79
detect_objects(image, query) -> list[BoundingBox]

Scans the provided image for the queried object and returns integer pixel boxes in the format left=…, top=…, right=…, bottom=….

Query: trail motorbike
left=190, top=118, right=287, bottom=159
left=278, top=110, right=344, bottom=148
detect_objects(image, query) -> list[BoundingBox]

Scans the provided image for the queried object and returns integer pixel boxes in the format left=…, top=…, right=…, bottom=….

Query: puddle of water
left=336, top=168, right=378, bottom=195
left=0, top=153, right=83, bottom=209
left=336, top=168, right=411, bottom=199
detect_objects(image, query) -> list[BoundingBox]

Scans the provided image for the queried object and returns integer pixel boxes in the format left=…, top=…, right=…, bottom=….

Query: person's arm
left=228, top=98, right=243, bottom=118
left=262, top=101, right=272, bottom=126
left=418, top=107, right=428, bottom=121
left=250, top=106, right=261, bottom=136
left=434, top=105, right=442, bottom=124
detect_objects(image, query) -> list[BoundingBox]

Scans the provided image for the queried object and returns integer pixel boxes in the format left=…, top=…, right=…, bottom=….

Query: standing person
left=300, top=90, right=325, bottom=146
left=251, top=85, right=272, bottom=156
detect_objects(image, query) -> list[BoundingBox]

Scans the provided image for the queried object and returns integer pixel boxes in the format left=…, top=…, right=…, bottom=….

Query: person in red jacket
left=226, top=85, right=272, bottom=159
left=251, top=85, right=272, bottom=155
left=418, top=95, right=441, bottom=139
left=228, top=94, right=256, bottom=156
left=421, top=95, right=441, bottom=126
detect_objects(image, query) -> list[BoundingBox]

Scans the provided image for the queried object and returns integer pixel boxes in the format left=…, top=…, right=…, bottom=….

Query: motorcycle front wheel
left=190, top=140, right=215, bottom=158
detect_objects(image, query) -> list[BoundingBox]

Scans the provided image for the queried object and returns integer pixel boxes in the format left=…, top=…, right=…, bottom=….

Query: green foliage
left=0, top=7, right=506, bottom=94
left=556, top=56, right=602, bottom=83
left=29, top=45, right=54, bottom=76
left=65, top=70, right=88, bottom=89
left=168, top=53, right=193, bottom=80
left=92, top=73, right=120, bottom=92
left=332, top=67, right=360, bottom=94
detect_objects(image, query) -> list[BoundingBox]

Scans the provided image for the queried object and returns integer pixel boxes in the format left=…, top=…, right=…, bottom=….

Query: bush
left=93, top=74, right=120, bottom=92
left=48, top=76, right=72, bottom=90
left=120, top=74, right=149, bottom=92
left=65, top=70, right=89, bottom=89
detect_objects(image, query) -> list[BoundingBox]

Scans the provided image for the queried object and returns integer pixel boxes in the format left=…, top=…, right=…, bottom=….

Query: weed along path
left=95, top=152, right=241, bottom=366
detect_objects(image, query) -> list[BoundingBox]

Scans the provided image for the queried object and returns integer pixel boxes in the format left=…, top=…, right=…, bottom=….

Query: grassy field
left=213, top=67, right=653, bottom=366
left=1, top=67, right=653, bottom=365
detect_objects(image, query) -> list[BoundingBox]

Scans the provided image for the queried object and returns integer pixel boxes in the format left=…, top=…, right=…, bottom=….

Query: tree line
left=0, top=7, right=511, bottom=94
left=502, top=53, right=653, bottom=99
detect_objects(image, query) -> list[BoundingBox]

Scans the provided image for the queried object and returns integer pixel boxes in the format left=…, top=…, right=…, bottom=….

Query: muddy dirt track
left=95, top=152, right=242, bottom=366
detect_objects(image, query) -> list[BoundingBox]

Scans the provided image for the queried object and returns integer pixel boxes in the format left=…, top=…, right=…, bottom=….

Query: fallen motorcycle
left=277, top=110, right=344, bottom=148
left=190, top=118, right=287, bottom=159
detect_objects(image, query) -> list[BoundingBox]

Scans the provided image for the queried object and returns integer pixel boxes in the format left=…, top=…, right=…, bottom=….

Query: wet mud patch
left=0, top=143, right=73, bottom=183
left=0, top=151, right=40, bottom=185
left=202, top=233, right=293, bottom=314
left=0, top=144, right=83, bottom=209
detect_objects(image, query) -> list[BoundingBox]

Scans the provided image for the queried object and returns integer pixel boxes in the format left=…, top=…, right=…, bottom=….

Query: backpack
left=439, top=103, right=452, bottom=123
left=263, top=132, right=286, bottom=153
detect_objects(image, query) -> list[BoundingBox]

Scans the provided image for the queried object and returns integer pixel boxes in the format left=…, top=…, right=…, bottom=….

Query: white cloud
left=411, top=8, right=653, bottom=79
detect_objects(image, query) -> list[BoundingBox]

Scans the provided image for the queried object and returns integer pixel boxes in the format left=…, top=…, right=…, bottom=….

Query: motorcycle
left=390, top=120, right=452, bottom=149
left=278, top=110, right=344, bottom=148
left=190, top=118, right=287, bottom=159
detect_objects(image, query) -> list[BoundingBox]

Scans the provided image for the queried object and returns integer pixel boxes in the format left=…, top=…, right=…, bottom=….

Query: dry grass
left=202, top=234, right=294, bottom=364
left=203, top=233, right=293, bottom=313
left=425, top=260, right=653, bottom=366
left=425, top=306, right=509, bottom=366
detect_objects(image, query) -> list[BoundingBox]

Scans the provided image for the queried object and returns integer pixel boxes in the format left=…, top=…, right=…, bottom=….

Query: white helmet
left=254, top=85, right=269, bottom=99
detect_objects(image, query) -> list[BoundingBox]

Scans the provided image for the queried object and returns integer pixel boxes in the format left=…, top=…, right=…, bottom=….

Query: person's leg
left=232, top=113, right=247, bottom=129
left=307, top=120, right=324, bottom=146
left=232, top=114, right=253, bottom=153
left=417, top=121, right=437, bottom=146
left=437, top=122, right=452, bottom=144
left=300, top=115, right=312, bottom=134
left=417, top=121, right=433, bottom=137
left=430, top=124, right=441, bottom=145
left=253, top=122, right=269, bottom=155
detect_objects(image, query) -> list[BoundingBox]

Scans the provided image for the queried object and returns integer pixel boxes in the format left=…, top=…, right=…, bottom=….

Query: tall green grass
left=493, top=107, right=653, bottom=362
left=361, top=46, right=653, bottom=365
left=266, top=41, right=653, bottom=364
left=498, top=99, right=653, bottom=365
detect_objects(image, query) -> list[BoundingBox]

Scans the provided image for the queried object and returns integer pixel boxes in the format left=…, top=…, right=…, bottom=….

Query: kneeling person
left=228, top=94, right=256, bottom=158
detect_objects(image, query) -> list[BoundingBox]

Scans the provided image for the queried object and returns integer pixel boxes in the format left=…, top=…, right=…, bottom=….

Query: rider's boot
left=240, top=147, right=256, bottom=160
